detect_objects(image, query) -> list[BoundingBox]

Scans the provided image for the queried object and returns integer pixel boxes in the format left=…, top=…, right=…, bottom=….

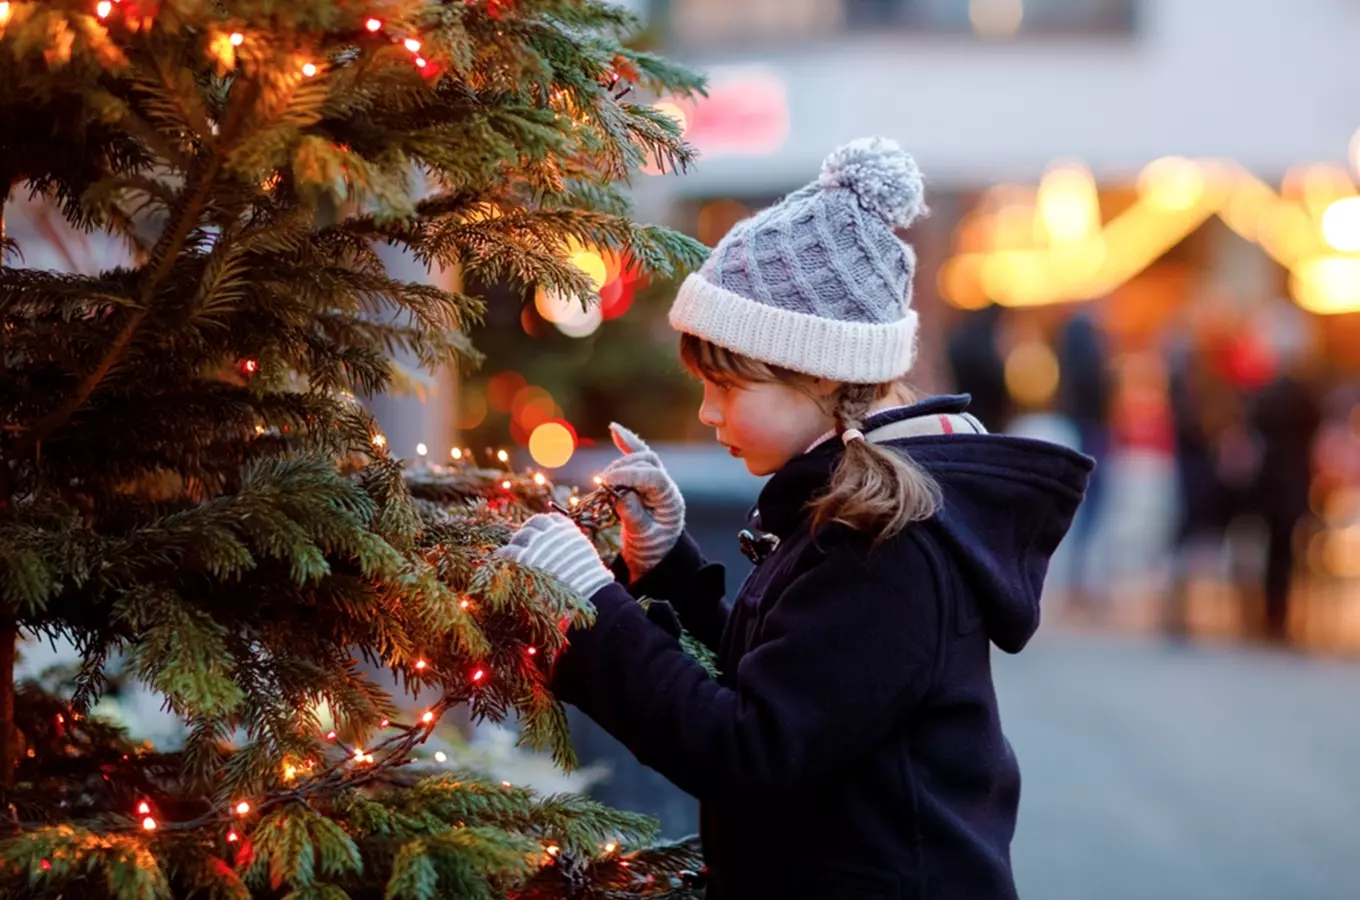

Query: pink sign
left=680, top=67, right=790, bottom=158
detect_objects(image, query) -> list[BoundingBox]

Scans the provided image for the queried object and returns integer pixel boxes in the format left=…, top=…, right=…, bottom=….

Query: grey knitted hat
left=669, top=136, right=926, bottom=383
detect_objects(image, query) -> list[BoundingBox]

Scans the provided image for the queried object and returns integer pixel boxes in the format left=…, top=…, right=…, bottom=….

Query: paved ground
left=998, top=630, right=1360, bottom=900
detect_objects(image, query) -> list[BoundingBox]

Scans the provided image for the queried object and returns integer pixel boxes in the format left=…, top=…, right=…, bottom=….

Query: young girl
left=498, top=137, right=1093, bottom=899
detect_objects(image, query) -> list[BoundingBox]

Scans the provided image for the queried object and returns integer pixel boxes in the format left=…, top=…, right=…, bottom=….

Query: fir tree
left=0, top=0, right=708, bottom=896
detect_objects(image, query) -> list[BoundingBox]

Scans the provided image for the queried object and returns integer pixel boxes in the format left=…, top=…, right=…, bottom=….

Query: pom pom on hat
left=818, top=136, right=927, bottom=230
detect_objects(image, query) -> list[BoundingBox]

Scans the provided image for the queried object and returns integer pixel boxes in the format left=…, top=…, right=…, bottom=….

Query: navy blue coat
left=551, top=397, right=1093, bottom=899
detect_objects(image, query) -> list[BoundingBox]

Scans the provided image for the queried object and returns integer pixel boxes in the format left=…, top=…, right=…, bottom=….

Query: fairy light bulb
left=137, top=801, right=151, bottom=815
left=354, top=747, right=366, bottom=762
left=546, top=845, right=560, bottom=857
left=325, top=730, right=337, bottom=741
left=226, top=830, right=239, bottom=843
left=379, top=719, right=389, bottom=728
left=434, top=751, right=447, bottom=762
left=414, top=659, right=427, bottom=671
left=527, top=646, right=537, bottom=656
left=96, top=0, right=112, bottom=17
left=234, top=801, right=251, bottom=815
left=501, top=480, right=511, bottom=490
left=0, top=4, right=12, bottom=27
left=450, top=447, right=463, bottom=460
left=593, top=475, right=603, bottom=485
left=533, top=472, right=547, bottom=486
left=283, top=763, right=297, bottom=780
left=502, top=781, right=512, bottom=788
left=365, top=17, right=382, bottom=31
left=142, top=817, right=157, bottom=831
left=371, top=434, right=387, bottom=448
left=416, top=442, right=428, bottom=457
left=568, top=496, right=579, bottom=507
left=229, top=32, right=244, bottom=46
left=459, top=598, right=470, bottom=609
left=472, top=668, right=486, bottom=682
left=301, top=62, right=318, bottom=77
left=496, top=449, right=509, bottom=463
left=414, top=56, right=428, bottom=69
left=604, top=841, right=618, bottom=853
left=404, top=38, right=421, bottom=52
left=421, top=711, right=435, bottom=724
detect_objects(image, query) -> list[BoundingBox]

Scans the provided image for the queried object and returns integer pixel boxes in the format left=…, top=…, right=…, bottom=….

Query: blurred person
left=1056, top=306, right=1114, bottom=609
left=497, top=138, right=1092, bottom=899
left=1163, top=316, right=1257, bottom=637
left=946, top=302, right=1011, bottom=431
left=1247, top=301, right=1322, bottom=641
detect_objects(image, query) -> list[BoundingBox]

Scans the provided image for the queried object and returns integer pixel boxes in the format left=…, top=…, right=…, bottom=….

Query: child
left=498, top=137, right=1093, bottom=899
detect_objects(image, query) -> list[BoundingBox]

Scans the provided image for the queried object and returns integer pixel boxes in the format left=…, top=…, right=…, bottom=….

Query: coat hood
left=754, top=396, right=1093, bottom=652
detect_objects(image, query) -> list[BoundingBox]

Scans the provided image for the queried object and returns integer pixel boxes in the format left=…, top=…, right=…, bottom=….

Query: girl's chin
left=742, top=456, right=779, bottom=477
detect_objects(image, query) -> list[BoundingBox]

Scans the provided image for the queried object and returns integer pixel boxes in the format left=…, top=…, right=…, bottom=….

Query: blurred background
left=13, top=1, right=1360, bottom=896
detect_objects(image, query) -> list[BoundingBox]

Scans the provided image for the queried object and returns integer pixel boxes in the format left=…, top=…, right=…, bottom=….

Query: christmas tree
left=0, top=0, right=709, bottom=896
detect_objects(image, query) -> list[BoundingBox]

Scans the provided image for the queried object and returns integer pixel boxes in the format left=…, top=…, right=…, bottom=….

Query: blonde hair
left=679, top=334, right=942, bottom=544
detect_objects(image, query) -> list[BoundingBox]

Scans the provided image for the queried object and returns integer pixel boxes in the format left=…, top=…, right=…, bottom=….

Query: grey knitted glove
left=496, top=513, right=614, bottom=600
left=599, top=423, right=686, bottom=582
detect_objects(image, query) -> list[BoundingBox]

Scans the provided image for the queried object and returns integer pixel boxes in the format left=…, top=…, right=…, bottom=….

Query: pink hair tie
left=841, top=428, right=865, bottom=445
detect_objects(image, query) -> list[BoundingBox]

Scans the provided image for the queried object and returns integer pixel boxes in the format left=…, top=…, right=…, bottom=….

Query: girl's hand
left=600, top=423, right=686, bottom=582
left=496, top=513, right=614, bottom=600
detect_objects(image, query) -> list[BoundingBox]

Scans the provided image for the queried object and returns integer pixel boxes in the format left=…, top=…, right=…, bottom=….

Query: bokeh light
left=536, top=287, right=603, bottom=338
left=529, top=421, right=576, bottom=469
left=1137, top=157, right=1205, bottom=211
left=455, top=387, right=488, bottom=431
left=1320, top=197, right=1360, bottom=252
left=1004, top=340, right=1062, bottom=407
left=487, top=371, right=526, bottom=413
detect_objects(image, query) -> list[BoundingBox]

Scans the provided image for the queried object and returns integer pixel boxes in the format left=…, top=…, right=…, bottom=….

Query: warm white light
left=404, top=38, right=421, bottom=52
left=421, top=711, right=435, bottom=724
left=434, top=751, right=447, bottom=762
left=1138, top=157, right=1205, bottom=210
left=365, top=18, right=383, bottom=32
left=416, top=442, right=428, bottom=457
left=496, top=449, right=509, bottom=463
left=234, top=801, right=250, bottom=815
left=229, top=32, right=244, bottom=46
left=301, top=62, right=318, bottom=77
left=1320, top=197, right=1360, bottom=252
left=96, top=0, right=112, bottom=17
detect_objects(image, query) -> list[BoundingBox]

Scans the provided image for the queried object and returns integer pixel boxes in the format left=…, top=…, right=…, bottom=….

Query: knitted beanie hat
left=669, top=136, right=926, bottom=384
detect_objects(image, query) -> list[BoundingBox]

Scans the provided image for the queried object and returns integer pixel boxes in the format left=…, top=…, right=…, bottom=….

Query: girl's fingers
left=609, top=422, right=651, bottom=456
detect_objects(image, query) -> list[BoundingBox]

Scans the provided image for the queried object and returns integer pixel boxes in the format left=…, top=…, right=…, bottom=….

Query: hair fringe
left=679, top=334, right=942, bottom=544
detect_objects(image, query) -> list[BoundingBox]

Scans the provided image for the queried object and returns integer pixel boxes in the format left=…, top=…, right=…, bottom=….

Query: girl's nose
left=698, top=385, right=723, bottom=428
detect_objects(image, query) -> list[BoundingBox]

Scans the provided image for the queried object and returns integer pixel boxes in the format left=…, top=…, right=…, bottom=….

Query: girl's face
left=697, top=377, right=836, bottom=476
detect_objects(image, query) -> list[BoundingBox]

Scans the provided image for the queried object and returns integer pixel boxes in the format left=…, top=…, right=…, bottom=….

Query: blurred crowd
left=946, top=296, right=1360, bottom=648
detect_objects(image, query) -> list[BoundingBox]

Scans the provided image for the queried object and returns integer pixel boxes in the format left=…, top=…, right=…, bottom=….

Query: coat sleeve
left=552, top=532, right=944, bottom=799
left=609, top=531, right=729, bottom=655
